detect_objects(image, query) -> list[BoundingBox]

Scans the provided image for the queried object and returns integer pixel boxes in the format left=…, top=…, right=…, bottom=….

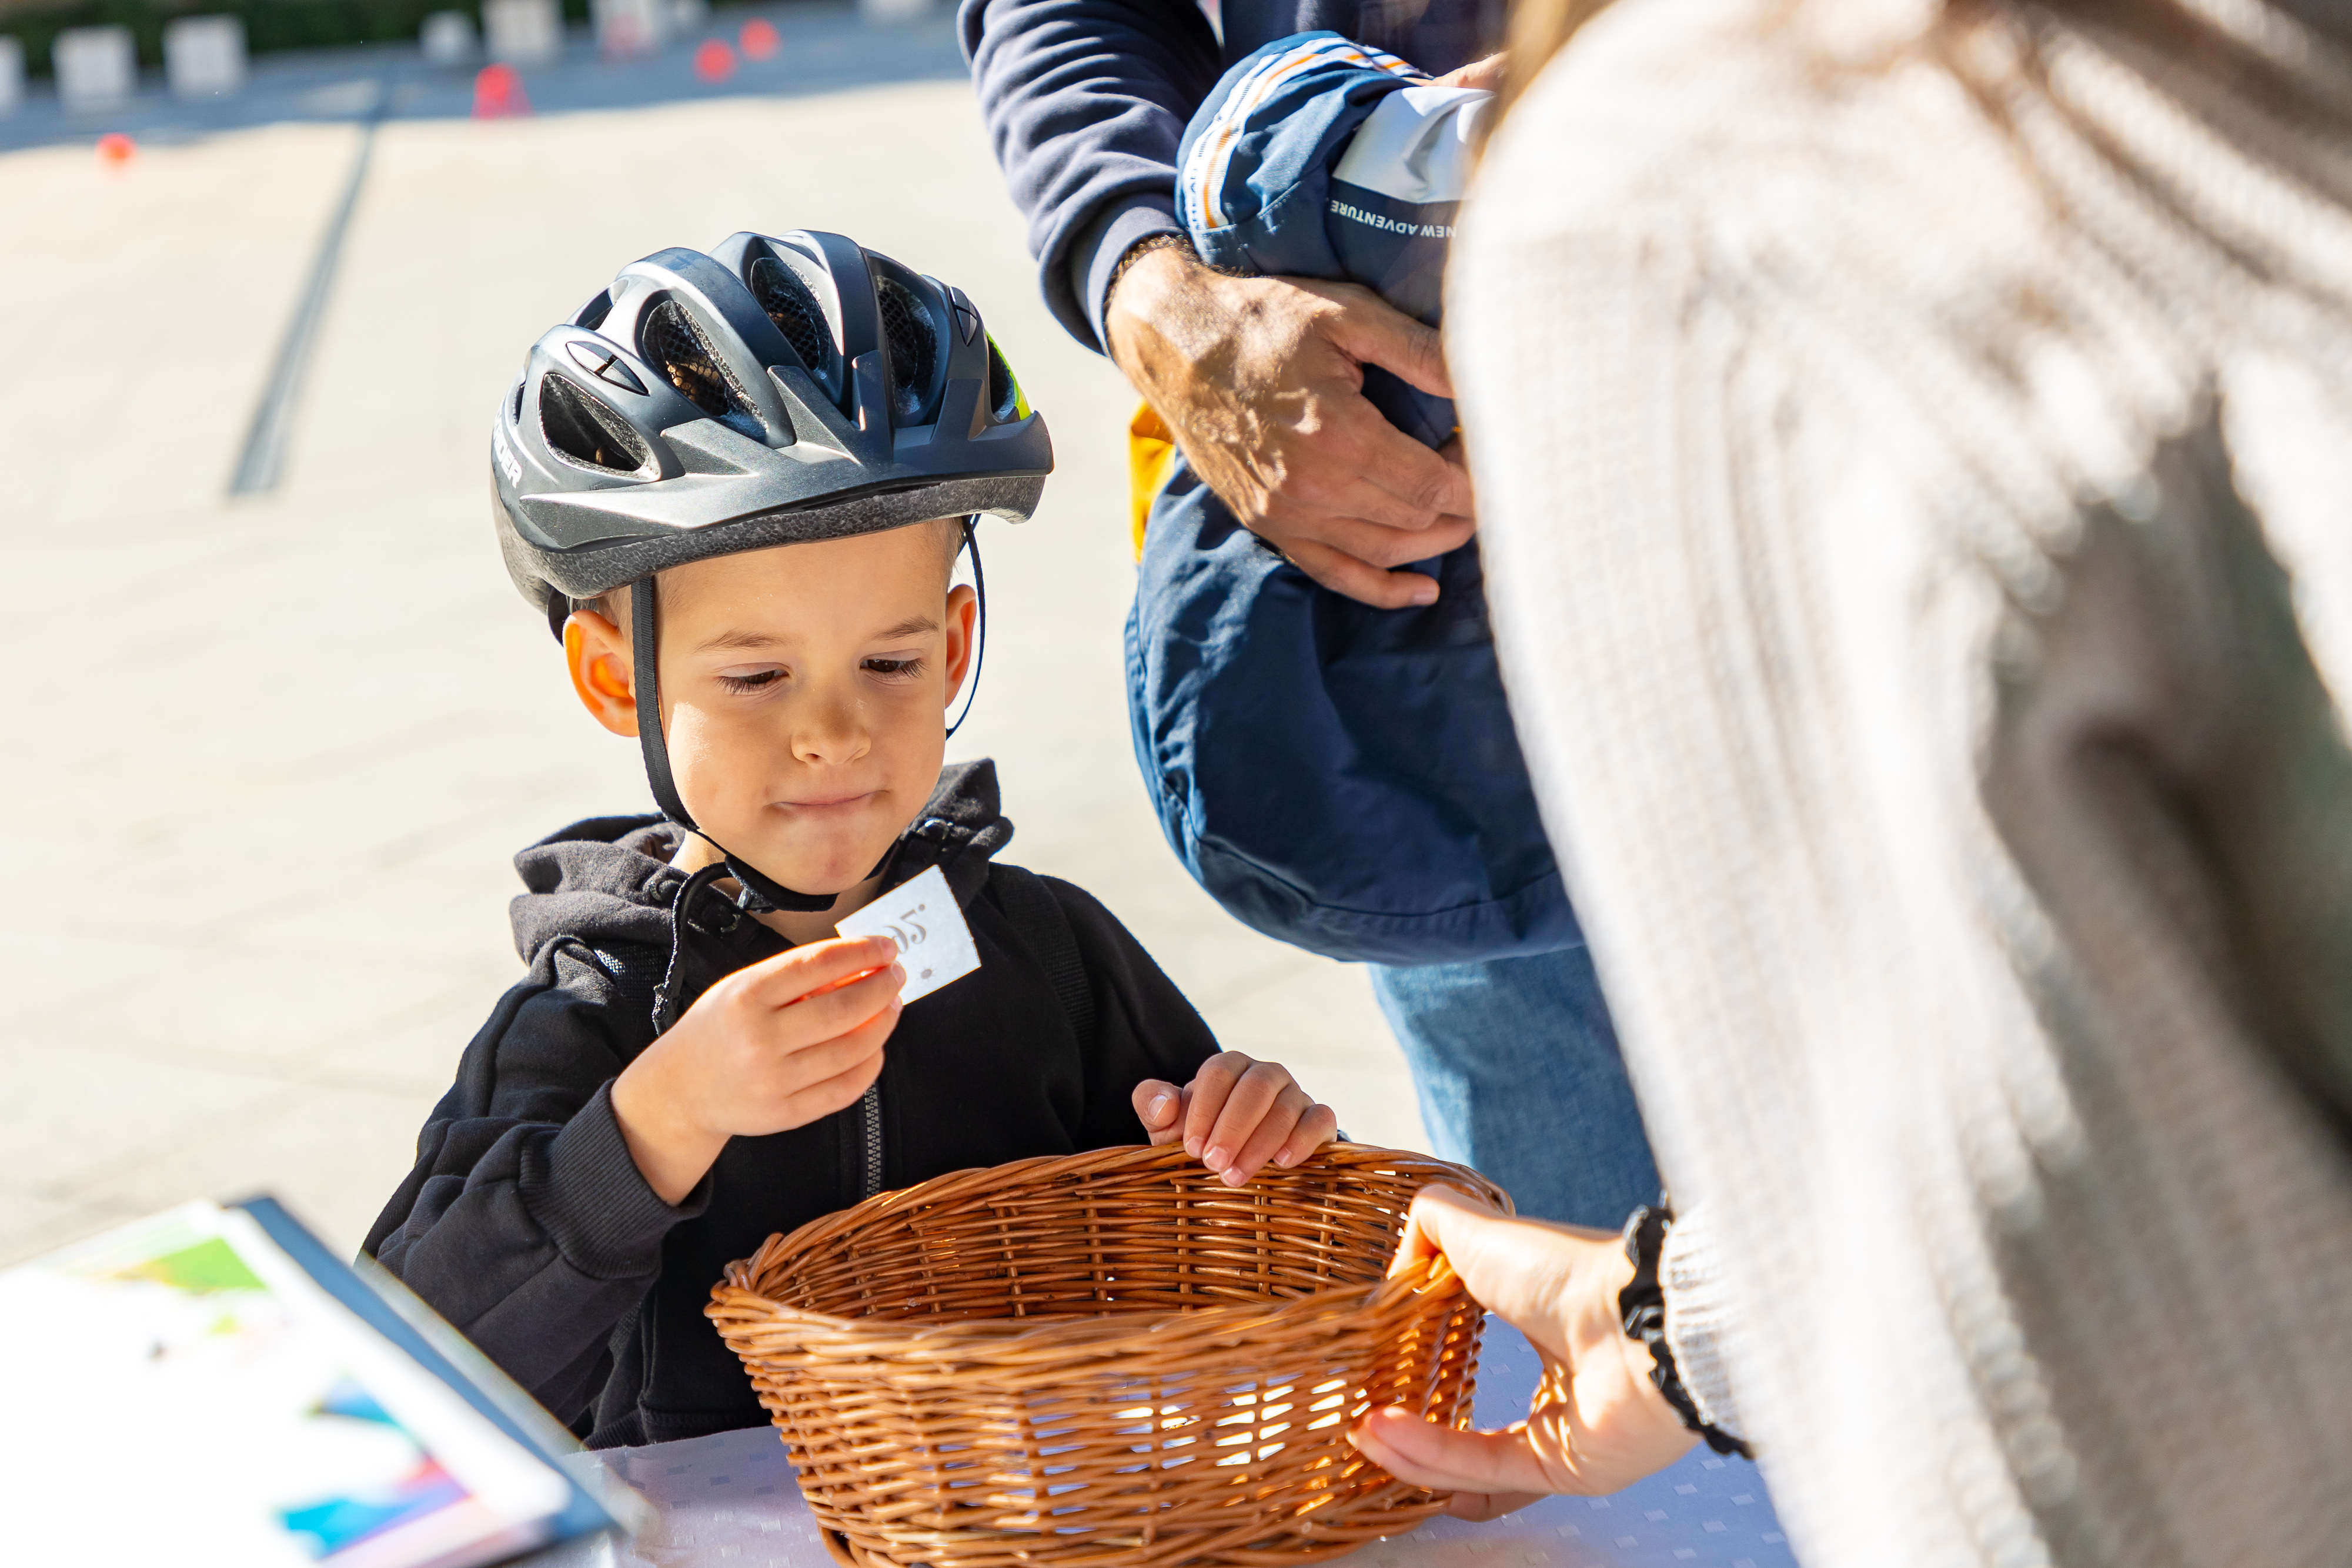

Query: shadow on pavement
left=0, top=1, right=967, bottom=156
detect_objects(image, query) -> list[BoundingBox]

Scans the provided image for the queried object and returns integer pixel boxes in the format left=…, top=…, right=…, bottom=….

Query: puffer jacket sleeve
left=363, top=942, right=707, bottom=1429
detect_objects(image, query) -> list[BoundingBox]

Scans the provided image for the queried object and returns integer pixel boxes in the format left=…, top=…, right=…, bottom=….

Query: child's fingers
left=769, top=962, right=905, bottom=1042
left=770, top=1001, right=895, bottom=1085
left=779, top=1024, right=891, bottom=1122
left=1180, top=1052, right=1251, bottom=1159
left=1212, top=1085, right=1317, bottom=1185
left=1133, top=1079, right=1185, bottom=1142
left=749, top=935, right=901, bottom=1005
left=1274, top=1102, right=1339, bottom=1168
left=1217, top=1086, right=1335, bottom=1184
left=1196, top=1062, right=1295, bottom=1176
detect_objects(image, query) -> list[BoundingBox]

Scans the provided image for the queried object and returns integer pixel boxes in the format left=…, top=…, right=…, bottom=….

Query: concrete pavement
left=0, top=6, right=1425, bottom=1266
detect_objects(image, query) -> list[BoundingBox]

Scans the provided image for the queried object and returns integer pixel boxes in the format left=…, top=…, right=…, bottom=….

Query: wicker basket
left=707, top=1142, right=1505, bottom=1568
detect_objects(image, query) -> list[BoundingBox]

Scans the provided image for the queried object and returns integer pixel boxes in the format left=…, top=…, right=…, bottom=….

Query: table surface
left=559, top=1325, right=1795, bottom=1568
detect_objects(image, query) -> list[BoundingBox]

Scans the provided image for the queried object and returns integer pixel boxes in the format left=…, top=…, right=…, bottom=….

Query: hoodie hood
left=509, top=759, right=1015, bottom=965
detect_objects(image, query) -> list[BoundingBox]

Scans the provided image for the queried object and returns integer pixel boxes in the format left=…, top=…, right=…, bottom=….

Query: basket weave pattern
left=708, top=1144, right=1504, bottom=1568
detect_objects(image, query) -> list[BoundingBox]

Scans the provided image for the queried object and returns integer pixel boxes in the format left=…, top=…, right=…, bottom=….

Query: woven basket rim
left=710, top=1142, right=1489, bottom=1353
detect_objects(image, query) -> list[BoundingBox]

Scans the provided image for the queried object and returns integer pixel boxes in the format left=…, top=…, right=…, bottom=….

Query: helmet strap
left=946, top=516, right=985, bottom=740
left=630, top=577, right=841, bottom=915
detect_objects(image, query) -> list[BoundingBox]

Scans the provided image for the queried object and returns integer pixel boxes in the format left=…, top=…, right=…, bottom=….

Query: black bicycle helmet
left=490, top=229, right=1052, bottom=911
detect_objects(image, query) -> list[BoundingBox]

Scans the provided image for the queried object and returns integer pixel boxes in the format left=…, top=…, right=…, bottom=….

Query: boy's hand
left=1132, top=1052, right=1339, bottom=1186
left=612, top=935, right=903, bottom=1205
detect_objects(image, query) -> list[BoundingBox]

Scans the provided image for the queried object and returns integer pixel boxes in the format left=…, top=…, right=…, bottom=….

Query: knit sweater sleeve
left=1658, top=1203, right=1745, bottom=1442
left=363, top=944, right=709, bottom=1429
left=1451, top=4, right=2352, bottom=1560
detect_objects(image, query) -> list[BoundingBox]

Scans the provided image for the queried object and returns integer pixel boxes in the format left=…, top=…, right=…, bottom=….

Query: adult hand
left=1105, top=243, right=1476, bottom=609
left=1431, top=51, right=1506, bottom=91
left=1349, top=1185, right=1695, bottom=1517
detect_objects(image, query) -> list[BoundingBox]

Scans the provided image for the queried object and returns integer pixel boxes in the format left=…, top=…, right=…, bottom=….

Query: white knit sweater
left=1452, top=0, right=2352, bottom=1562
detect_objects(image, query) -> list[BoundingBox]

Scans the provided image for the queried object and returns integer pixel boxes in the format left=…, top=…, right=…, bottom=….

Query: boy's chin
left=732, top=836, right=897, bottom=902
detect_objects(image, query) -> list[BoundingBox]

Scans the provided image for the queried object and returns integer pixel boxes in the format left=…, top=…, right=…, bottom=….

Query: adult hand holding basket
left=707, top=1142, right=1506, bottom=1568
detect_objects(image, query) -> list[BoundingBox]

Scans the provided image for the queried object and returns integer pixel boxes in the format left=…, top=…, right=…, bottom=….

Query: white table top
left=562, top=1325, right=1795, bottom=1568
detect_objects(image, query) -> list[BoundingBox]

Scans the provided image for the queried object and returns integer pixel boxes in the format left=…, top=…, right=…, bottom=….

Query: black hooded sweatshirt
left=366, top=761, right=1220, bottom=1448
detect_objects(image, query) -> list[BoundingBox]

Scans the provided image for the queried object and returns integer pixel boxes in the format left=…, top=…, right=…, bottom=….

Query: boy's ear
left=564, top=610, right=640, bottom=738
left=941, top=582, right=980, bottom=711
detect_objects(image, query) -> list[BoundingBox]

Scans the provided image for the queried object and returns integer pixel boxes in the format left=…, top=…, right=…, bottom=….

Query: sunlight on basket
left=707, top=1142, right=1508, bottom=1568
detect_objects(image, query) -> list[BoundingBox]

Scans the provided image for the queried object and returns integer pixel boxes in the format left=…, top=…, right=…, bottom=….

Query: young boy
left=367, top=230, right=1338, bottom=1449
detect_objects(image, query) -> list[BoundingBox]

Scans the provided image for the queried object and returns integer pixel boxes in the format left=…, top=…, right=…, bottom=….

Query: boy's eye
left=863, top=657, right=924, bottom=678
left=716, top=669, right=785, bottom=693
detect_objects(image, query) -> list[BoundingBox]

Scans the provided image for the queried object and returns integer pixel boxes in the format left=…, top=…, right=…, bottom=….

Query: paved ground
left=0, top=4, right=1425, bottom=1266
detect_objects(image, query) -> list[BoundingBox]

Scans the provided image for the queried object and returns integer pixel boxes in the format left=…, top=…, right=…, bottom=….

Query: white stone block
left=858, top=0, right=936, bottom=21
left=593, top=0, right=666, bottom=56
left=0, top=38, right=23, bottom=116
left=164, top=15, right=245, bottom=99
left=419, top=9, right=479, bottom=65
left=54, top=26, right=136, bottom=110
left=483, top=0, right=561, bottom=64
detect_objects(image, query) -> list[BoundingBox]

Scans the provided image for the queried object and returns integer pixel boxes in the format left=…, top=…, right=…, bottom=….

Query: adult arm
left=961, top=0, right=1479, bottom=606
left=1106, top=249, right=1477, bottom=607
left=957, top=0, right=1220, bottom=352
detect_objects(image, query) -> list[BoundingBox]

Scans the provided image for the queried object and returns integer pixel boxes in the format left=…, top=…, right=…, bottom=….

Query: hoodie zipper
left=857, top=1081, right=883, bottom=1201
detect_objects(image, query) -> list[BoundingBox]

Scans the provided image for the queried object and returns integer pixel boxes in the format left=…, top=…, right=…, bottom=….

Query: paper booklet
left=0, top=1196, right=645, bottom=1568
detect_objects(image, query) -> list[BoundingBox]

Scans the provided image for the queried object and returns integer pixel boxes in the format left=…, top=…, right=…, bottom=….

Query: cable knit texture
left=1453, top=0, right=2352, bottom=1560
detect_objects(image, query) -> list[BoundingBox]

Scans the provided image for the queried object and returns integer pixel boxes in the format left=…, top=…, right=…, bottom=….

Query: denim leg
left=1368, top=946, right=1659, bottom=1227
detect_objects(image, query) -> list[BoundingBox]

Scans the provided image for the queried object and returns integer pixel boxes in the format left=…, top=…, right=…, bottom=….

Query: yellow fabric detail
left=1127, top=400, right=1178, bottom=560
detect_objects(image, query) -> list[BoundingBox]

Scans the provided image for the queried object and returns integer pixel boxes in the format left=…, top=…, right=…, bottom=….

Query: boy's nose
left=790, top=693, right=871, bottom=765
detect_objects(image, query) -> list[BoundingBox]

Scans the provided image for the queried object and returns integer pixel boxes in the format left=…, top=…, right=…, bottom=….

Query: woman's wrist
left=1618, top=1205, right=1752, bottom=1457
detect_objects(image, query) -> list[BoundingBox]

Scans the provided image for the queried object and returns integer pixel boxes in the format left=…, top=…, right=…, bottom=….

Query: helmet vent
left=986, top=337, right=1020, bottom=424
left=877, top=277, right=939, bottom=423
left=540, top=372, right=651, bottom=475
left=643, top=299, right=760, bottom=433
left=749, top=256, right=832, bottom=378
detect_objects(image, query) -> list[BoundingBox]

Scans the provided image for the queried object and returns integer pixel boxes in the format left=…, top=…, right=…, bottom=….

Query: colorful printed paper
left=0, top=1201, right=572, bottom=1568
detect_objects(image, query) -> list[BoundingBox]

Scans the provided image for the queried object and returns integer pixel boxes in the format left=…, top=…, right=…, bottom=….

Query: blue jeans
left=1369, top=946, right=1659, bottom=1227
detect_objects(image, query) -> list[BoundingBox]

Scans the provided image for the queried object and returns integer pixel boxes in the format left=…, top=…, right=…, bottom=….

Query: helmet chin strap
left=631, top=577, right=843, bottom=915
left=946, top=516, right=985, bottom=739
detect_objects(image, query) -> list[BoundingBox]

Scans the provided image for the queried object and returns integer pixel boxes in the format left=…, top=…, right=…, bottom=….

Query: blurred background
left=0, top=0, right=1423, bottom=1266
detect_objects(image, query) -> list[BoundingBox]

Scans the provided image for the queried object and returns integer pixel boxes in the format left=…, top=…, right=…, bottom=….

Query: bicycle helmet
left=491, top=229, right=1052, bottom=911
